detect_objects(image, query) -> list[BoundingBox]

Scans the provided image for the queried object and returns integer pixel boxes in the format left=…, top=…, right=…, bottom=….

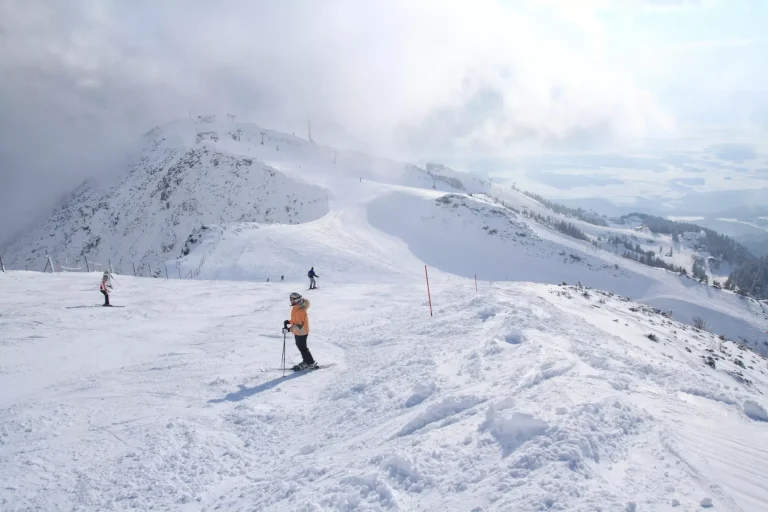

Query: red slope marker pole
left=425, top=265, right=433, bottom=317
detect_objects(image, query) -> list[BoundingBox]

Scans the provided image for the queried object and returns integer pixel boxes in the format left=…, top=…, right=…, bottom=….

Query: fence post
left=84, top=255, right=90, bottom=272
left=132, top=262, right=136, bottom=276
left=425, top=265, right=433, bottom=317
left=149, top=263, right=153, bottom=278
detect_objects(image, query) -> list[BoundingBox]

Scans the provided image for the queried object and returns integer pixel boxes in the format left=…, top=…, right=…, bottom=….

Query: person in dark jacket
left=308, top=267, right=319, bottom=289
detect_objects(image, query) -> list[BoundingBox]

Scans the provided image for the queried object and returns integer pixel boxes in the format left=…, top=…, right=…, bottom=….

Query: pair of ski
left=260, top=363, right=336, bottom=373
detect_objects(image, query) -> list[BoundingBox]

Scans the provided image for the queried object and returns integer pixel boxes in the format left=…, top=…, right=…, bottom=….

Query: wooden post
left=425, top=265, right=433, bottom=317
left=84, top=255, right=90, bottom=272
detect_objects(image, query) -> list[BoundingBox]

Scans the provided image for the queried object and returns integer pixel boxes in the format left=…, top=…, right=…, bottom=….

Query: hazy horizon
left=2, top=0, right=767, bottom=245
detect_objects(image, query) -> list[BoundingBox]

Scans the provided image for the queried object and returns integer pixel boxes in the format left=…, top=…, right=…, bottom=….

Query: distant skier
left=283, top=292, right=317, bottom=370
left=308, top=267, right=319, bottom=290
left=281, top=275, right=284, bottom=281
left=100, top=272, right=111, bottom=306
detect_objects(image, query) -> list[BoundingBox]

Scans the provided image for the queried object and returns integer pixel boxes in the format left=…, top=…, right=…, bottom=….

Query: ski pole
left=281, top=330, right=287, bottom=377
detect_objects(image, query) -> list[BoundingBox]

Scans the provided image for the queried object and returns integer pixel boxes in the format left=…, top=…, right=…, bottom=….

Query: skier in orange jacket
left=283, top=292, right=317, bottom=370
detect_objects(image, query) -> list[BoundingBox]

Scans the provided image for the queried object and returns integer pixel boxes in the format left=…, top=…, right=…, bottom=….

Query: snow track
left=2, top=271, right=767, bottom=511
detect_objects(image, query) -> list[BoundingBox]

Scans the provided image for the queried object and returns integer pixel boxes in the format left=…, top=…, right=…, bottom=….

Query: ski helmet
left=289, top=292, right=303, bottom=304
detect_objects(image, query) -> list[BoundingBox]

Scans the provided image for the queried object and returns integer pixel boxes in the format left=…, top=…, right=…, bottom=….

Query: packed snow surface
left=2, top=271, right=768, bottom=511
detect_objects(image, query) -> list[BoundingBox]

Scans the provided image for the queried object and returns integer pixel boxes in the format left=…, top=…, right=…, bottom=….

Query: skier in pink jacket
left=100, top=273, right=111, bottom=306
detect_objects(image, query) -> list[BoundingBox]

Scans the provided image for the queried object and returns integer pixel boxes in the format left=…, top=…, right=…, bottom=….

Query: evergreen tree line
left=489, top=189, right=766, bottom=298
left=606, top=234, right=688, bottom=275
left=487, top=194, right=592, bottom=242
left=618, top=213, right=754, bottom=266
left=726, top=256, right=768, bottom=299
left=692, top=257, right=708, bottom=282
left=511, top=186, right=609, bottom=227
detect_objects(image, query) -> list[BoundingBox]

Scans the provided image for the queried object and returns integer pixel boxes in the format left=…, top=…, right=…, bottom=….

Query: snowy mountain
left=3, top=117, right=767, bottom=349
left=0, top=118, right=329, bottom=274
left=3, top=116, right=768, bottom=511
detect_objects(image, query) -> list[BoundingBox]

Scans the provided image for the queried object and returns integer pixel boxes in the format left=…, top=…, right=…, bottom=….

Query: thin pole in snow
left=475, top=274, right=478, bottom=293
left=178, top=266, right=181, bottom=279
left=425, top=265, right=433, bottom=317
left=165, top=265, right=169, bottom=279
left=281, top=330, right=287, bottom=377
left=109, top=259, right=114, bottom=274
left=0, top=254, right=4, bottom=272
left=84, top=256, right=90, bottom=272
left=149, top=263, right=153, bottom=278
left=132, top=262, right=136, bottom=276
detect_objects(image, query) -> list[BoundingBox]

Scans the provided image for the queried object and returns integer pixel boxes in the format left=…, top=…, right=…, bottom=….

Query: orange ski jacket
left=290, top=299, right=310, bottom=335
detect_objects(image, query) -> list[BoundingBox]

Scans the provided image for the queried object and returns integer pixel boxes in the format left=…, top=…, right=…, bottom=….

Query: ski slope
left=2, top=271, right=768, bottom=511
left=5, top=117, right=765, bottom=348
left=3, top=118, right=768, bottom=510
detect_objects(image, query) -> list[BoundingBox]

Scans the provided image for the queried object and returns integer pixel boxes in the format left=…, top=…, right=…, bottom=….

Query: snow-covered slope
left=0, top=119, right=329, bottom=274
left=4, top=117, right=767, bottom=350
left=2, top=271, right=768, bottom=511
left=3, top=116, right=768, bottom=510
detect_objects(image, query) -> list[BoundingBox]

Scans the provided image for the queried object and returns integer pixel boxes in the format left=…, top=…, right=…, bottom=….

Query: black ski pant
left=294, top=335, right=315, bottom=364
left=100, top=290, right=110, bottom=306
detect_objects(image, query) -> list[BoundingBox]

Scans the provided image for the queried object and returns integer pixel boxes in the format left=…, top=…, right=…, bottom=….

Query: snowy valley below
left=2, top=117, right=768, bottom=511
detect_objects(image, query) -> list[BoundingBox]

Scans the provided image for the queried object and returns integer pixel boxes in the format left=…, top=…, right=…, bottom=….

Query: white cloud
left=1, top=0, right=673, bottom=153
left=0, top=0, right=680, bottom=242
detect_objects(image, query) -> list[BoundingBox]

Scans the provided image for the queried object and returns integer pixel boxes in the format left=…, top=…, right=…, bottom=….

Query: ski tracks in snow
left=2, top=273, right=768, bottom=511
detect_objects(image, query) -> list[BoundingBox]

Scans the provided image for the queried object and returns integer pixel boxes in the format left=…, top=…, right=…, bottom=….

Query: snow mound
left=403, top=381, right=436, bottom=408
left=502, top=327, right=526, bottom=345
left=743, top=400, right=768, bottom=421
left=481, top=407, right=549, bottom=456
left=397, top=395, right=486, bottom=437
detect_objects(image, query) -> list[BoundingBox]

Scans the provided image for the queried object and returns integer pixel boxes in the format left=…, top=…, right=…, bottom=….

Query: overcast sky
left=1, top=0, right=767, bottom=244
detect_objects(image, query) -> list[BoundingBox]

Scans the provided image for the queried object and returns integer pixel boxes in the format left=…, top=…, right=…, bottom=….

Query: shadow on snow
left=208, top=372, right=307, bottom=403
